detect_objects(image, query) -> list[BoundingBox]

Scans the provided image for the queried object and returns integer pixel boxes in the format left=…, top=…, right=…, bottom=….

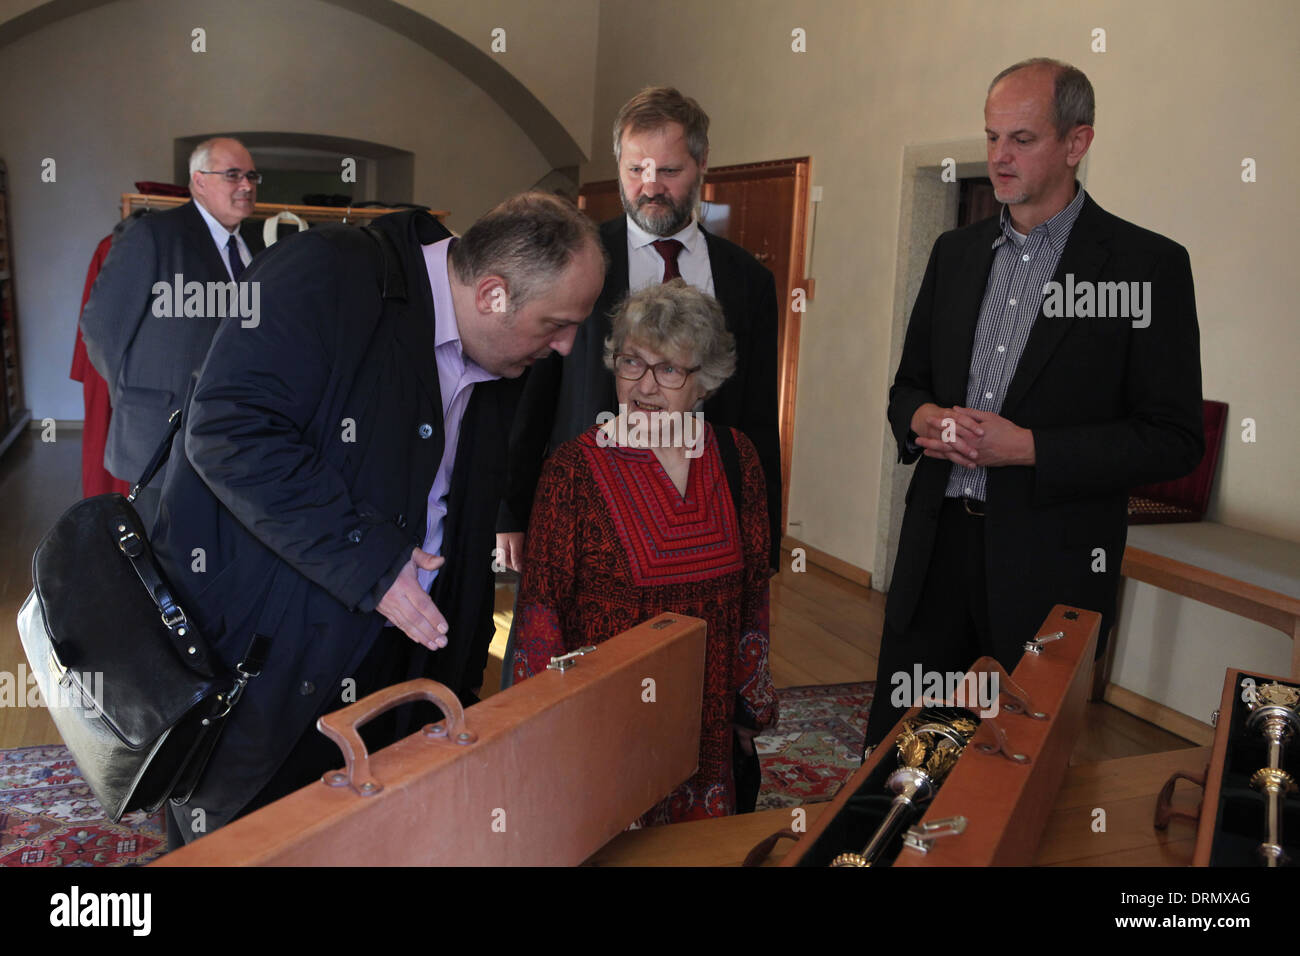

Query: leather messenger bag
left=16, top=410, right=267, bottom=822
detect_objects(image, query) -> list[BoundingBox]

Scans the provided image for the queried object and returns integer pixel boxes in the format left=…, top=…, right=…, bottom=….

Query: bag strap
left=128, top=407, right=184, bottom=501
left=713, top=422, right=743, bottom=523
left=113, top=507, right=218, bottom=677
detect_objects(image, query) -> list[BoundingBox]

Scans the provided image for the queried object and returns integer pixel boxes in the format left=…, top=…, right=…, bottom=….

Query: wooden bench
left=1093, top=523, right=1300, bottom=704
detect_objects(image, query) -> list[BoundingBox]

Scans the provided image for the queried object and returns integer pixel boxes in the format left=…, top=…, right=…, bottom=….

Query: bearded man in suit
left=81, top=137, right=265, bottom=525
left=865, top=58, right=1203, bottom=748
left=498, top=87, right=782, bottom=576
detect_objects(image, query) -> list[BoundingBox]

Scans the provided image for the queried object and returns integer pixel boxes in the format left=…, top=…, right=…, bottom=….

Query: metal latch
left=48, top=645, right=70, bottom=687
left=547, top=645, right=597, bottom=672
left=903, top=816, right=967, bottom=853
left=1023, top=630, right=1064, bottom=655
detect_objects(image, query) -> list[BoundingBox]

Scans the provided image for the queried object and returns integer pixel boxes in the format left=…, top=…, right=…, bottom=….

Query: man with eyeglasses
left=498, top=87, right=782, bottom=580
left=81, top=137, right=266, bottom=526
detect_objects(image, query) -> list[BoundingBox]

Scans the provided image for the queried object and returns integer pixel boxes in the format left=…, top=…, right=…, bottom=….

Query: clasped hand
left=376, top=547, right=450, bottom=650
left=910, top=403, right=1035, bottom=468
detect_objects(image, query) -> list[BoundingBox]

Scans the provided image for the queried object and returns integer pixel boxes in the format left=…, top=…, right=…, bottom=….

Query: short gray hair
left=988, top=58, right=1095, bottom=139
left=612, top=87, right=710, bottom=166
left=449, top=191, right=603, bottom=308
left=604, top=279, right=735, bottom=395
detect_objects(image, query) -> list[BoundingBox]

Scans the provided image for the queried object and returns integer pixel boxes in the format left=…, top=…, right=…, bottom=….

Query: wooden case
left=782, top=604, right=1099, bottom=867
left=1192, top=667, right=1300, bottom=866
left=156, top=613, right=706, bottom=866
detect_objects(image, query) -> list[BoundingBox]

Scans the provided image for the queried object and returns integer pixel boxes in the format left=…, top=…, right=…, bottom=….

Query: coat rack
left=120, top=193, right=448, bottom=225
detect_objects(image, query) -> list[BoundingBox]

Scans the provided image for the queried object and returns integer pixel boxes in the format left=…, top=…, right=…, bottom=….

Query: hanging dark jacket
left=151, top=209, right=520, bottom=833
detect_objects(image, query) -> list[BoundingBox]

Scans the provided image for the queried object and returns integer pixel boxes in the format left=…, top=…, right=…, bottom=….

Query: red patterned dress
left=513, top=422, right=779, bottom=825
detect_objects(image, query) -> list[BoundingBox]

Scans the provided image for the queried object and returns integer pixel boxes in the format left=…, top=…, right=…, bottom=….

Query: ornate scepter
left=830, top=714, right=978, bottom=867
left=1247, top=681, right=1300, bottom=867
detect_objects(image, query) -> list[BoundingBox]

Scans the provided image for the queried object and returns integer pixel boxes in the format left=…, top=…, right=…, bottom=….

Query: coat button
left=418, top=423, right=433, bottom=439
left=347, top=528, right=363, bottom=544
left=299, top=681, right=315, bottom=695
left=396, top=514, right=407, bottom=529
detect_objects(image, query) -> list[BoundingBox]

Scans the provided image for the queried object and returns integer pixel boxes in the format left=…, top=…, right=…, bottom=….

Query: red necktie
left=651, top=239, right=684, bottom=282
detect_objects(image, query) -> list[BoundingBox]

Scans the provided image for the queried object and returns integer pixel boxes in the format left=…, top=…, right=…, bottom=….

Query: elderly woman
left=512, top=278, right=778, bottom=825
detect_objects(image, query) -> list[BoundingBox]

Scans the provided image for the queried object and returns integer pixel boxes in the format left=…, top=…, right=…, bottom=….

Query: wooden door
left=579, top=158, right=810, bottom=532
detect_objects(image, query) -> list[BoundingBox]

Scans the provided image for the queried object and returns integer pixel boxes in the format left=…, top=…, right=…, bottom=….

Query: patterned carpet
left=0, top=681, right=871, bottom=865
left=755, top=680, right=872, bottom=810
left=0, top=744, right=165, bottom=867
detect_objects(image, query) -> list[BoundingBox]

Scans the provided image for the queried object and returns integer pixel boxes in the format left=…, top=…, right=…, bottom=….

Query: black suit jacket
left=887, top=194, right=1204, bottom=666
left=80, top=200, right=264, bottom=482
left=501, top=216, right=783, bottom=567
left=152, top=210, right=520, bottom=833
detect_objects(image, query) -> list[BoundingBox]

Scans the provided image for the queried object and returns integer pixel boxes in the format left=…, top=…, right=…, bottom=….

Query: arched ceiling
left=0, top=0, right=596, bottom=167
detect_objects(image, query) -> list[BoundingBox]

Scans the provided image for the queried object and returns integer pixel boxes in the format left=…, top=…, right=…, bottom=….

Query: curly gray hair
left=604, top=279, right=736, bottom=396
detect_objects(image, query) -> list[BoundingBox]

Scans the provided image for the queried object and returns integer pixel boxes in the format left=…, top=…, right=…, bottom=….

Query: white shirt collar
left=194, top=199, right=250, bottom=280
left=626, top=214, right=704, bottom=254
left=194, top=198, right=239, bottom=241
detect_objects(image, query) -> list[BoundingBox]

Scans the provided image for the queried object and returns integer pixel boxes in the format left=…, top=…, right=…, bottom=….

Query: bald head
left=188, top=137, right=257, bottom=230
left=988, top=58, right=1094, bottom=140
left=984, top=59, right=1094, bottom=231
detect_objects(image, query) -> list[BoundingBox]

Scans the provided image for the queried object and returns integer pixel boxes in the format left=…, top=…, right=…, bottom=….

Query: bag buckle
left=160, top=605, right=187, bottom=629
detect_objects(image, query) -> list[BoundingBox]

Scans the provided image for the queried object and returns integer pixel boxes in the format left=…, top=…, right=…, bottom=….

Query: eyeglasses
left=198, top=169, right=263, bottom=185
left=613, top=352, right=700, bottom=389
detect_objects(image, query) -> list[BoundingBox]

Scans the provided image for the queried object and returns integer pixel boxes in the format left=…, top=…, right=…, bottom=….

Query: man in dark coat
left=152, top=193, right=604, bottom=843
left=498, top=87, right=782, bottom=573
left=865, top=59, right=1204, bottom=748
left=80, top=137, right=265, bottom=525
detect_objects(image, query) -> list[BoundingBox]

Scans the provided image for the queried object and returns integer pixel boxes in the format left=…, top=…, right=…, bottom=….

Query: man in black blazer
left=498, top=87, right=782, bottom=573
left=81, top=137, right=264, bottom=524
left=865, top=59, right=1203, bottom=747
left=152, top=193, right=605, bottom=842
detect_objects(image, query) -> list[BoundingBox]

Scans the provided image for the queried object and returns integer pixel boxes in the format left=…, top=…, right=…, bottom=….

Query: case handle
left=317, top=679, right=476, bottom=796
left=1153, top=764, right=1207, bottom=830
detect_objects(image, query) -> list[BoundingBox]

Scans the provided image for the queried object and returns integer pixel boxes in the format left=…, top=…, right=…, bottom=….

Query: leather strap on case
left=1153, top=764, right=1207, bottom=830
left=742, top=828, right=800, bottom=867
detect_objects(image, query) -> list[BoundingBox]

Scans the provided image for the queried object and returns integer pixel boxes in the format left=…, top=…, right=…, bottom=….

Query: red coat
left=70, top=235, right=130, bottom=497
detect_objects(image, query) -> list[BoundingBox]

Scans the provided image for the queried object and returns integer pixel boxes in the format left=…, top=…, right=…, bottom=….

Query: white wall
left=0, top=0, right=552, bottom=421
left=591, top=0, right=1300, bottom=555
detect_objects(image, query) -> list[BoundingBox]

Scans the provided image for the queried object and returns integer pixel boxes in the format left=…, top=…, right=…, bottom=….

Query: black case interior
left=1208, top=672, right=1300, bottom=867
left=794, top=706, right=979, bottom=868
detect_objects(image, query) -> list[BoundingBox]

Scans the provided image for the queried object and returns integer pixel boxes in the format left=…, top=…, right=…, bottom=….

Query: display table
left=586, top=746, right=1211, bottom=866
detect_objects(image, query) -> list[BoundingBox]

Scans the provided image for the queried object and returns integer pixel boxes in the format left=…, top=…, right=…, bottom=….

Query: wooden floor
left=1, top=430, right=1197, bottom=766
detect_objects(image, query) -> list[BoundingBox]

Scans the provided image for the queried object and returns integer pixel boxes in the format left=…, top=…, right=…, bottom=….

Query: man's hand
left=377, top=547, right=449, bottom=650
left=959, top=407, right=1036, bottom=467
left=496, top=531, right=525, bottom=574
left=911, top=404, right=1035, bottom=469
left=911, top=402, right=983, bottom=468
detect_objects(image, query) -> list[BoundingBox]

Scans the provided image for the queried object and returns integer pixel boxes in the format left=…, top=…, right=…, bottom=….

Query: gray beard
left=621, top=179, right=700, bottom=237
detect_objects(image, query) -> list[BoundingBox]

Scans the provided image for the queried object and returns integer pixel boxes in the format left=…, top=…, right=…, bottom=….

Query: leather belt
left=959, top=496, right=985, bottom=517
